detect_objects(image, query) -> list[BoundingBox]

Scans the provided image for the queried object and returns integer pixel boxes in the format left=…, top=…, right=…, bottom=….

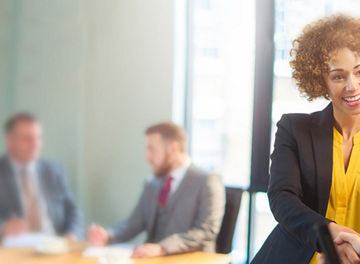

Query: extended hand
left=318, top=223, right=360, bottom=264
left=87, top=225, right=109, bottom=246
left=64, top=234, right=78, bottom=241
left=2, top=217, right=28, bottom=237
left=318, top=242, right=360, bottom=264
left=335, top=232, right=360, bottom=254
left=131, top=243, right=167, bottom=258
left=328, top=222, right=359, bottom=239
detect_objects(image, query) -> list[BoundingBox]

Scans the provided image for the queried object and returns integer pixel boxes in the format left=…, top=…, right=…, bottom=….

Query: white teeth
left=344, top=94, right=360, bottom=102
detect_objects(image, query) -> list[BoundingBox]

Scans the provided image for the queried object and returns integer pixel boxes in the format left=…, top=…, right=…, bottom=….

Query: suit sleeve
left=109, top=182, right=148, bottom=243
left=0, top=219, right=6, bottom=238
left=268, top=114, right=332, bottom=252
left=158, top=173, right=225, bottom=254
left=57, top=167, right=84, bottom=239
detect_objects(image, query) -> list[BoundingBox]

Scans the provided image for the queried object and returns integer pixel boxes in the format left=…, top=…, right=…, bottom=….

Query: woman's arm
left=268, top=114, right=332, bottom=251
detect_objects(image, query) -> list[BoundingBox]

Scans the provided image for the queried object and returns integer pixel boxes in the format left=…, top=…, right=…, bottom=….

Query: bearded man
left=87, top=122, right=225, bottom=258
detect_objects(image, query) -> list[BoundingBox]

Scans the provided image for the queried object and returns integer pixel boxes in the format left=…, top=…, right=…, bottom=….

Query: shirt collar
left=169, top=156, right=191, bottom=181
left=7, top=155, right=37, bottom=174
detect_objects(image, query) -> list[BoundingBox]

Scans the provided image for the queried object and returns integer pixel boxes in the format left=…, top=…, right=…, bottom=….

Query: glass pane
left=190, top=0, right=255, bottom=188
left=187, top=1, right=255, bottom=262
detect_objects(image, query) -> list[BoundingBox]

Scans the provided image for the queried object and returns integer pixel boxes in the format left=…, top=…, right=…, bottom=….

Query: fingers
left=318, top=253, right=327, bottom=264
left=335, top=232, right=356, bottom=244
left=344, top=243, right=360, bottom=264
left=64, top=234, right=77, bottom=241
left=131, top=246, right=144, bottom=258
left=328, top=223, right=359, bottom=240
left=131, top=249, right=139, bottom=258
left=3, top=218, right=28, bottom=237
left=87, top=225, right=108, bottom=246
left=131, top=244, right=166, bottom=258
left=337, top=242, right=360, bottom=264
left=335, top=232, right=360, bottom=254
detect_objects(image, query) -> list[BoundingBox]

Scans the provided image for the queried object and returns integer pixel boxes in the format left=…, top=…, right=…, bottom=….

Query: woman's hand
left=328, top=222, right=358, bottom=238
left=87, top=225, right=109, bottom=246
left=335, top=232, right=360, bottom=255
left=318, top=223, right=360, bottom=264
left=318, top=242, right=360, bottom=264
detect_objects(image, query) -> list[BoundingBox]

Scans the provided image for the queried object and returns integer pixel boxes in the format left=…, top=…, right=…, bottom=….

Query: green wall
left=0, top=0, right=174, bottom=231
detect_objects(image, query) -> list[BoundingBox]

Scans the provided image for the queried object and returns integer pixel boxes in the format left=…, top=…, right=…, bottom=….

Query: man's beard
left=153, top=156, right=173, bottom=178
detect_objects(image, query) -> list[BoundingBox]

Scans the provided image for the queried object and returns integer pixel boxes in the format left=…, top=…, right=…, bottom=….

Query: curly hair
left=290, top=14, right=360, bottom=101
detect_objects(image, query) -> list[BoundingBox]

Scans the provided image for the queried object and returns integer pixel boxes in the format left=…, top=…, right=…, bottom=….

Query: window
left=182, top=0, right=255, bottom=262
left=180, top=0, right=360, bottom=262
left=189, top=0, right=255, bottom=189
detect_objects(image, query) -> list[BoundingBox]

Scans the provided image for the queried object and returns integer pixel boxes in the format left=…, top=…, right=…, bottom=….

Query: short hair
left=4, top=112, right=38, bottom=134
left=290, top=14, right=360, bottom=101
left=145, top=122, right=187, bottom=153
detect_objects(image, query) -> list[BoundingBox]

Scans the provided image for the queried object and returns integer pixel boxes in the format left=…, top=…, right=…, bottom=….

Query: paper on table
left=83, top=243, right=134, bottom=259
left=2, top=233, right=69, bottom=254
left=84, top=243, right=134, bottom=264
left=2, top=233, right=45, bottom=248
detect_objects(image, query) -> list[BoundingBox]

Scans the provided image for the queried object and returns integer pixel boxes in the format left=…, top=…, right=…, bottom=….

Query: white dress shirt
left=168, top=157, right=191, bottom=197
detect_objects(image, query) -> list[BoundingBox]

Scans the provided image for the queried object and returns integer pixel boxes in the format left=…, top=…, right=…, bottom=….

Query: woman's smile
left=342, top=93, right=360, bottom=107
left=325, top=48, right=360, bottom=115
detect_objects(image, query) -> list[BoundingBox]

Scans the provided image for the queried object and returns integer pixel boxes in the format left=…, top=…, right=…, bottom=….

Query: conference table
left=0, top=242, right=232, bottom=264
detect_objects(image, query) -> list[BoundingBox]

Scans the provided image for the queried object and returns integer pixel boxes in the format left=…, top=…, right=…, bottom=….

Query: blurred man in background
left=0, top=113, right=83, bottom=239
left=88, top=122, right=225, bottom=258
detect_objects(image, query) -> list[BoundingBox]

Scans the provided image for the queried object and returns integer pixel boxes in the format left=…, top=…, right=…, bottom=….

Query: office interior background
left=1, top=0, right=360, bottom=262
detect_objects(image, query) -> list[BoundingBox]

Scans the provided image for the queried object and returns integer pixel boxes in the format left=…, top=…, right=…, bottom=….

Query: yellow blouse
left=310, top=127, right=360, bottom=263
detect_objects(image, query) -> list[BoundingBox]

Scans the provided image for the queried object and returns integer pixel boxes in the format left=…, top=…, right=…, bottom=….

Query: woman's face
left=324, top=47, right=360, bottom=116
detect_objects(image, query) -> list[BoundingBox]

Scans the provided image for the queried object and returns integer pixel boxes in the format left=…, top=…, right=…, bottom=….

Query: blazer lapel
left=147, top=165, right=196, bottom=236
left=147, top=180, right=162, bottom=234
left=1, top=157, right=23, bottom=216
left=164, top=165, right=195, bottom=221
left=310, top=103, right=334, bottom=216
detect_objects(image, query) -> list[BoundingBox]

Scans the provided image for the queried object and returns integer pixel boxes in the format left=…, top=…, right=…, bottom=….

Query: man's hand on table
left=2, top=217, right=28, bottom=237
left=87, top=225, right=109, bottom=246
left=87, top=225, right=168, bottom=258
left=318, top=223, right=360, bottom=264
left=64, top=233, right=78, bottom=241
left=131, top=243, right=167, bottom=258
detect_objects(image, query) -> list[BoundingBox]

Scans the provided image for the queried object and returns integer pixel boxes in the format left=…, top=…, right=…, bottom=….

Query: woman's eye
left=332, top=75, right=343, bottom=80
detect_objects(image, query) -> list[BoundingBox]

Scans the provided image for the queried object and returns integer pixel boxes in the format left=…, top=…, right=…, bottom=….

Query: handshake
left=319, top=222, right=360, bottom=264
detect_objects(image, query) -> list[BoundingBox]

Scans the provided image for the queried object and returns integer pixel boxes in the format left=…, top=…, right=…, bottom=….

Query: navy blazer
left=0, top=156, right=83, bottom=238
left=252, top=103, right=336, bottom=263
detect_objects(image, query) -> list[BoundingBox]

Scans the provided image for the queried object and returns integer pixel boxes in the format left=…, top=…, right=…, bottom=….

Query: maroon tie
left=158, top=175, right=173, bottom=207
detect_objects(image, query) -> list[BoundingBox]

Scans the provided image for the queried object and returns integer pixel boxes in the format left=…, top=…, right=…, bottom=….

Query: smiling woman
left=325, top=48, right=360, bottom=109
left=251, top=15, right=360, bottom=264
left=290, top=15, right=360, bottom=101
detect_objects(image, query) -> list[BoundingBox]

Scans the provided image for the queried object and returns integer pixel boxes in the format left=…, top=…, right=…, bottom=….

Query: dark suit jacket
left=0, top=155, right=83, bottom=238
left=252, top=103, right=336, bottom=263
